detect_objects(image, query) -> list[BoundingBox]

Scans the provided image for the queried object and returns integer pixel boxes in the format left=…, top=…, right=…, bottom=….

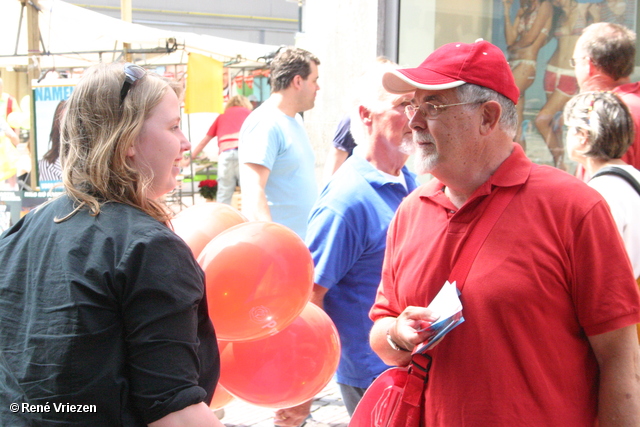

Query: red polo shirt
left=371, top=144, right=640, bottom=426
left=206, top=106, right=251, bottom=154
left=614, top=82, right=640, bottom=169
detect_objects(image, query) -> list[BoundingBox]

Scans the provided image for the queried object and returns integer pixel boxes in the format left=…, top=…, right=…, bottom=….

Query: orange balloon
left=198, top=221, right=314, bottom=341
left=218, top=303, right=340, bottom=408
left=209, top=383, right=234, bottom=410
left=171, top=203, right=247, bottom=258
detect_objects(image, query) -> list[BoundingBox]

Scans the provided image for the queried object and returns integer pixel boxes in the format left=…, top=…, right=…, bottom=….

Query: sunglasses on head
left=119, top=63, right=146, bottom=105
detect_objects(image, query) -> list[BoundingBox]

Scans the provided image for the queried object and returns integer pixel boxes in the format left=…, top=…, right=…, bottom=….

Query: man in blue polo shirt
left=273, top=61, right=418, bottom=426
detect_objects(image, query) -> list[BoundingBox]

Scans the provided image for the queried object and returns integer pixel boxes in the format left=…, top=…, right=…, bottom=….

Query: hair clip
left=585, top=93, right=598, bottom=128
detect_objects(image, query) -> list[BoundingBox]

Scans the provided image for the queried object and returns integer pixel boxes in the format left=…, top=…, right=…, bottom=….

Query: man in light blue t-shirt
left=239, top=47, right=320, bottom=239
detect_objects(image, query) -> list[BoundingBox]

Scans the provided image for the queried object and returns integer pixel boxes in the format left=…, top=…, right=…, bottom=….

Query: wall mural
left=495, top=0, right=637, bottom=170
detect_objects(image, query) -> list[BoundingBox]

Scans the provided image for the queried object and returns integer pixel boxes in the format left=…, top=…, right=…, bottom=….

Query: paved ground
left=219, top=378, right=349, bottom=427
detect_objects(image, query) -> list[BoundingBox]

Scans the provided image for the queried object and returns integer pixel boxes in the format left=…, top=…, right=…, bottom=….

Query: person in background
left=275, top=62, right=418, bottom=426
left=239, top=47, right=320, bottom=239
left=0, top=117, right=20, bottom=191
left=322, top=116, right=356, bottom=182
left=503, top=0, right=553, bottom=148
left=186, top=95, right=253, bottom=205
left=322, top=58, right=395, bottom=183
left=572, top=22, right=640, bottom=179
left=38, top=99, right=65, bottom=185
left=369, top=39, right=640, bottom=426
left=0, top=62, right=222, bottom=426
left=0, top=77, right=19, bottom=123
left=564, top=91, right=640, bottom=282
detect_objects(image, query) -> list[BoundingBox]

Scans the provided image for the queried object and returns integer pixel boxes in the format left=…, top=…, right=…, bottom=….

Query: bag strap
left=591, top=166, right=640, bottom=197
left=448, top=179, right=526, bottom=291
left=404, top=168, right=530, bottom=399
left=404, top=353, right=432, bottom=406
left=406, top=172, right=528, bottom=368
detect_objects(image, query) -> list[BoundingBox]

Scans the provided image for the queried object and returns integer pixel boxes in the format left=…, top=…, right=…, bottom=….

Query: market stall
left=0, top=0, right=277, bottom=226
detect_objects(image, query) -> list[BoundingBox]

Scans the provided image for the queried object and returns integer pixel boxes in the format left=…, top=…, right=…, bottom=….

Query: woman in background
left=564, top=91, right=639, bottom=282
left=38, top=99, right=65, bottom=184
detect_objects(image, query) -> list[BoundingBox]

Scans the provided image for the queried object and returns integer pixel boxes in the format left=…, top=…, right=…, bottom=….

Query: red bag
left=349, top=354, right=431, bottom=427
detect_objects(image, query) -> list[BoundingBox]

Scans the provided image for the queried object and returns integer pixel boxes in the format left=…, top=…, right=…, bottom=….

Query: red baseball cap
left=382, top=39, right=519, bottom=104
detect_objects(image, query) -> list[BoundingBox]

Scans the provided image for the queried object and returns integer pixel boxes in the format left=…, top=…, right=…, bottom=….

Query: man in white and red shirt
left=187, top=95, right=252, bottom=205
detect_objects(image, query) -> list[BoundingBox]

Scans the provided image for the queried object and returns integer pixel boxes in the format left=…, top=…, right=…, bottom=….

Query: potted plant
left=198, top=179, right=218, bottom=201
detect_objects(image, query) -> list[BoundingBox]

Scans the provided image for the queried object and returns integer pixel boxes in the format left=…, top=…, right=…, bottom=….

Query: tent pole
left=23, top=0, right=41, bottom=190
left=121, top=0, right=132, bottom=62
left=14, top=2, right=25, bottom=56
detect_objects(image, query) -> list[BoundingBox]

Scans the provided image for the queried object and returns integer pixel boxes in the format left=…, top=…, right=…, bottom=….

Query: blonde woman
left=503, top=0, right=553, bottom=148
left=0, top=63, right=223, bottom=426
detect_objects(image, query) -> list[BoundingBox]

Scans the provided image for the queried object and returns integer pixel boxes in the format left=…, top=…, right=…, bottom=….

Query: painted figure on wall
left=503, top=0, right=553, bottom=149
left=534, top=0, right=590, bottom=170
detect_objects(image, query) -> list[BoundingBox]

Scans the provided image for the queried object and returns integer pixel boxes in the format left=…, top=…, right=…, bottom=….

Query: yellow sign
left=184, top=53, right=223, bottom=114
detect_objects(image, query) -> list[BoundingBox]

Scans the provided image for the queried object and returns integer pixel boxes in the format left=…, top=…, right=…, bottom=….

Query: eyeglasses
left=569, top=56, right=589, bottom=68
left=404, top=101, right=481, bottom=120
left=119, top=63, right=146, bottom=105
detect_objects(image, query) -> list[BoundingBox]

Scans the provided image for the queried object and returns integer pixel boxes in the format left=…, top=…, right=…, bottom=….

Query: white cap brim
left=382, top=69, right=466, bottom=94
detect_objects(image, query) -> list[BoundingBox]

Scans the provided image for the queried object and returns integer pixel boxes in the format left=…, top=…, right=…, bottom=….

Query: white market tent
left=2, top=0, right=279, bottom=193
left=1, top=0, right=280, bottom=70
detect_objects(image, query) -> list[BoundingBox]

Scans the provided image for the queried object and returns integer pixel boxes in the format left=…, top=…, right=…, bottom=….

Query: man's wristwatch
left=386, top=329, right=411, bottom=352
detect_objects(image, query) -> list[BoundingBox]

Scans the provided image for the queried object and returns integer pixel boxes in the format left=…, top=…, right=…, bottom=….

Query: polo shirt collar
left=484, top=143, right=531, bottom=188
left=418, top=143, right=532, bottom=202
left=350, top=153, right=411, bottom=189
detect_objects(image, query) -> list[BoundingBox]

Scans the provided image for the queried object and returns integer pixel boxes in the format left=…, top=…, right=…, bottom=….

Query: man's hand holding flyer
left=415, top=281, right=464, bottom=353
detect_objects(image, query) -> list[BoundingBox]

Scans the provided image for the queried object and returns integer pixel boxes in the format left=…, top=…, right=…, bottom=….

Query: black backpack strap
left=591, top=166, right=640, bottom=197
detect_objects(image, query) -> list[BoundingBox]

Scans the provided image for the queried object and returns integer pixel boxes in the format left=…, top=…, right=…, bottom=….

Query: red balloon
left=198, top=221, right=314, bottom=341
left=218, top=303, right=340, bottom=408
left=209, top=383, right=234, bottom=410
left=171, top=202, right=247, bottom=258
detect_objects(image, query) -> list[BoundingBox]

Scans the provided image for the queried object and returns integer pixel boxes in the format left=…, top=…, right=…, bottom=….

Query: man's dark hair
left=269, top=47, right=320, bottom=92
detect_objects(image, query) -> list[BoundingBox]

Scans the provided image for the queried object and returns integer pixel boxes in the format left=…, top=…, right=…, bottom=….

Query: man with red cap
left=368, top=39, right=640, bottom=426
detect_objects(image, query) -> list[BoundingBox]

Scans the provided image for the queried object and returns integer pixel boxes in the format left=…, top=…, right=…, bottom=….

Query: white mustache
left=413, top=131, right=434, bottom=144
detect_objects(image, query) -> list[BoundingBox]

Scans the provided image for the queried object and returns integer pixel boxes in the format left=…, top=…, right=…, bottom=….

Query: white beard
left=398, top=134, right=415, bottom=156
left=412, top=132, right=438, bottom=174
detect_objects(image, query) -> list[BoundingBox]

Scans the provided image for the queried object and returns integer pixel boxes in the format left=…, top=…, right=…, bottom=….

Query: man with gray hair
left=274, top=61, right=418, bottom=426
left=572, top=22, right=640, bottom=177
left=368, top=39, right=640, bottom=426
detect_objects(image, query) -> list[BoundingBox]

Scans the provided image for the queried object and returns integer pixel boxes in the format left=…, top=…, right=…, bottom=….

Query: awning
left=1, top=0, right=279, bottom=69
